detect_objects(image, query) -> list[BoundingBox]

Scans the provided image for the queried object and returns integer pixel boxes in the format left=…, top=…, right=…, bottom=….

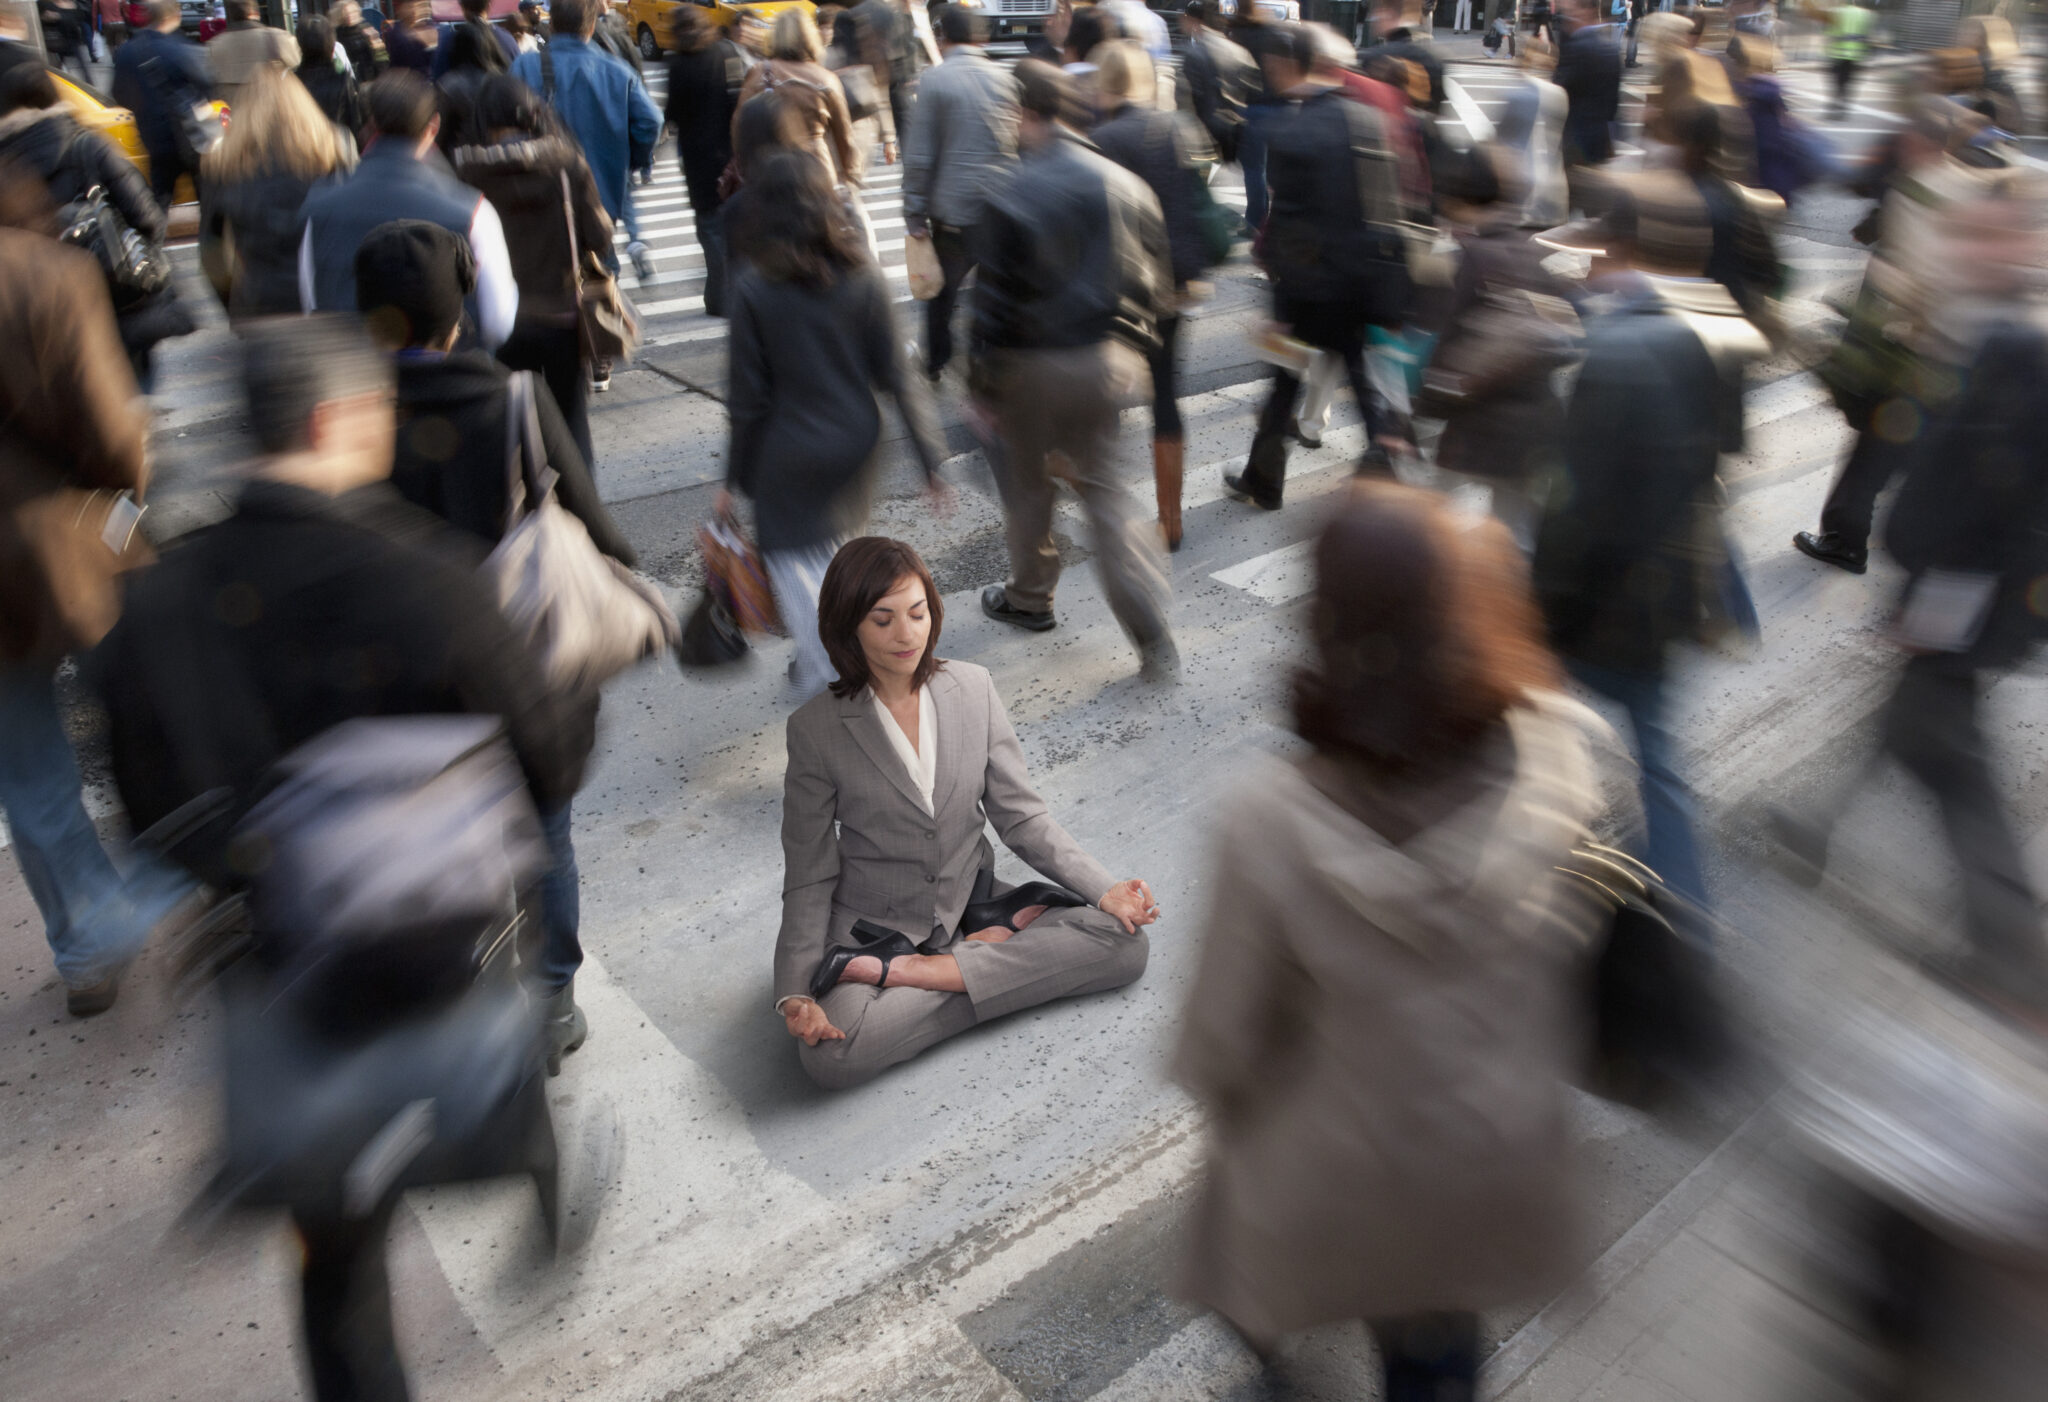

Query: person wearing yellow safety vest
left=1824, top=0, right=1875, bottom=120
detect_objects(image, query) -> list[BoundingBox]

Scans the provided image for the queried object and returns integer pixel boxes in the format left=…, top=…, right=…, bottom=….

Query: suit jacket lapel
left=930, top=666, right=968, bottom=821
left=841, top=694, right=931, bottom=816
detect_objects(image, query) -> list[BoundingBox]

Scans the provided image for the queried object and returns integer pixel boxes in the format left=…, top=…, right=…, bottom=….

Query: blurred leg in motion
left=294, top=1198, right=409, bottom=1402
left=1293, top=349, right=1340, bottom=449
left=1882, top=658, right=2048, bottom=999
left=762, top=537, right=845, bottom=703
left=1147, top=313, right=1184, bottom=549
left=496, top=323, right=592, bottom=472
left=1371, top=1312, right=1480, bottom=1402
left=1569, top=660, right=1711, bottom=912
left=924, top=223, right=976, bottom=379
left=0, top=663, right=168, bottom=1000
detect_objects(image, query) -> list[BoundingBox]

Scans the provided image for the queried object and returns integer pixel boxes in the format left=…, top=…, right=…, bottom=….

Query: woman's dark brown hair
left=818, top=537, right=947, bottom=699
left=1294, top=482, right=1561, bottom=770
left=734, top=149, right=867, bottom=287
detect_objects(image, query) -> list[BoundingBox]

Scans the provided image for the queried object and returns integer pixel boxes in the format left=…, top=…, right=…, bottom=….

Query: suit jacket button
left=924, top=874, right=935, bottom=883
left=925, top=831, right=936, bottom=840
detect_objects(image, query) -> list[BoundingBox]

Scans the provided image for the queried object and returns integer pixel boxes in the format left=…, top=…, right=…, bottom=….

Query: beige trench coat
left=1174, top=693, right=1619, bottom=1339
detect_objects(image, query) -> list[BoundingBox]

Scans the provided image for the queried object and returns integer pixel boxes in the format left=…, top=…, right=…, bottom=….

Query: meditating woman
left=774, top=536, right=1160, bottom=1090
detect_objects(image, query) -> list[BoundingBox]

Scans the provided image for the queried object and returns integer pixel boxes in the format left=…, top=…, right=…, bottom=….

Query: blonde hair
left=1094, top=40, right=1156, bottom=109
left=770, top=7, right=824, bottom=61
left=204, top=68, right=352, bottom=185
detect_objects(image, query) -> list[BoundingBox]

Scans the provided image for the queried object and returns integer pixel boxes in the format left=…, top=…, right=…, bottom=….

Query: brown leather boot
left=1152, top=436, right=1185, bottom=552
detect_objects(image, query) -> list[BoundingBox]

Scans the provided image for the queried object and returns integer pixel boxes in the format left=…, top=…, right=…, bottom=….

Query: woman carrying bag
left=452, top=74, right=614, bottom=470
left=721, top=151, right=945, bottom=704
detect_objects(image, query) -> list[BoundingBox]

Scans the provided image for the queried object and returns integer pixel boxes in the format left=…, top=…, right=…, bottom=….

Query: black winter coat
left=1534, top=285, right=1722, bottom=677
left=97, top=480, right=591, bottom=887
left=0, top=110, right=165, bottom=242
left=391, top=351, right=635, bottom=566
left=1260, top=86, right=1408, bottom=337
left=201, top=168, right=335, bottom=320
left=1092, top=101, right=1204, bottom=289
left=666, top=38, right=745, bottom=211
left=1887, top=319, right=2048, bottom=670
left=727, top=261, right=944, bottom=552
left=297, top=60, right=367, bottom=137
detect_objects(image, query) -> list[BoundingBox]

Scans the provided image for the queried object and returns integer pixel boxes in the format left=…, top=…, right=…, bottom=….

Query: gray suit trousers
left=797, top=906, right=1148, bottom=1091
left=986, top=342, right=1173, bottom=645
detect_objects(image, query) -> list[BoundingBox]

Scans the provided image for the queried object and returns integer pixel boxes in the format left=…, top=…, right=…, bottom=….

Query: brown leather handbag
left=559, top=172, right=642, bottom=363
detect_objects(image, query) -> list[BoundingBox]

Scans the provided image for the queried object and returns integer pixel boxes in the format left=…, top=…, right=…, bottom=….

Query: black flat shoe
left=961, top=881, right=1087, bottom=934
left=1222, top=471, right=1282, bottom=511
left=808, top=923, right=919, bottom=1000
left=1792, top=530, right=1867, bottom=575
left=981, top=584, right=1056, bottom=632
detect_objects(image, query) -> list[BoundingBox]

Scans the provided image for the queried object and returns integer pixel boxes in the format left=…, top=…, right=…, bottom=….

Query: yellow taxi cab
left=624, top=0, right=814, bottom=60
left=52, top=70, right=223, bottom=206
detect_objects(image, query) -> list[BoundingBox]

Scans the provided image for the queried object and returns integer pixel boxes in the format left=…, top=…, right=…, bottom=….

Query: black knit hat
left=354, top=219, right=476, bottom=349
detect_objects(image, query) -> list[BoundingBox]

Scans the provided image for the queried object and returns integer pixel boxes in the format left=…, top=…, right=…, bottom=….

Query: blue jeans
left=0, top=664, right=187, bottom=985
left=535, top=802, right=582, bottom=992
left=1241, top=101, right=1282, bottom=232
left=1568, top=660, right=1712, bottom=913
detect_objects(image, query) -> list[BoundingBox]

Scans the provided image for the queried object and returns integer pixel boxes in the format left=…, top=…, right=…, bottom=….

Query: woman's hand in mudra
left=1099, top=879, right=1161, bottom=935
left=783, top=997, right=845, bottom=1047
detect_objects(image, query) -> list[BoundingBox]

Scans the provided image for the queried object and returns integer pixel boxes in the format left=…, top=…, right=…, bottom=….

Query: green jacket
left=1827, top=3, right=1875, bottom=63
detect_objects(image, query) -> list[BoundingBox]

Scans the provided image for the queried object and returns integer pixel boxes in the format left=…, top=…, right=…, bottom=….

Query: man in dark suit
left=1553, top=0, right=1620, bottom=171
left=111, top=0, right=215, bottom=203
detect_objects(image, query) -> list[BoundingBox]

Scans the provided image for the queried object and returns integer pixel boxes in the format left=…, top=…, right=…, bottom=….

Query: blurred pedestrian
left=774, top=536, right=1158, bottom=1088
left=850, top=0, right=927, bottom=162
left=433, top=14, right=510, bottom=149
left=204, top=0, right=299, bottom=114
left=721, top=152, right=946, bottom=702
left=901, top=3, right=1018, bottom=382
left=382, top=0, right=438, bottom=73
left=355, top=219, right=631, bottom=1065
left=1093, top=41, right=1205, bottom=551
left=111, top=0, right=214, bottom=205
left=1228, top=3, right=1289, bottom=233
left=431, top=0, right=518, bottom=78
left=296, top=17, right=368, bottom=137
left=732, top=10, right=862, bottom=231
left=1225, top=24, right=1409, bottom=510
left=1773, top=173, right=2048, bottom=1012
left=973, top=60, right=1177, bottom=679
left=1421, top=148, right=1575, bottom=549
left=1553, top=0, right=1621, bottom=177
left=1361, top=0, right=1445, bottom=113
left=591, top=0, right=656, bottom=187
left=298, top=71, right=520, bottom=352
left=97, top=316, right=589, bottom=1402
left=1532, top=171, right=1728, bottom=912
left=451, top=73, right=612, bottom=465
left=1955, top=16, right=2024, bottom=135
left=334, top=0, right=390, bottom=80
left=0, top=64, right=194, bottom=387
left=1794, top=99, right=2014, bottom=575
left=201, top=66, right=358, bottom=321
left=1177, top=1, right=1254, bottom=165
left=665, top=4, right=746, bottom=316
left=1818, top=0, right=1873, bottom=120
left=0, top=162, right=187, bottom=1018
left=513, top=0, right=662, bottom=306
left=1495, top=37, right=1569, bottom=227
left=1177, top=481, right=1618, bottom=1388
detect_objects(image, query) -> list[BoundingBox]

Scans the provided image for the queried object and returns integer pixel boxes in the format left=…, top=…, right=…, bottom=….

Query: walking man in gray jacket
left=902, top=4, right=1018, bottom=382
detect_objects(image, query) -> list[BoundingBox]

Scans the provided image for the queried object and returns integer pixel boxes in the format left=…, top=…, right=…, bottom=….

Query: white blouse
left=872, top=685, right=938, bottom=815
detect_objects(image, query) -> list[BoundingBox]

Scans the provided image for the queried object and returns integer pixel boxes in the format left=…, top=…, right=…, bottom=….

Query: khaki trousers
left=983, top=342, right=1173, bottom=646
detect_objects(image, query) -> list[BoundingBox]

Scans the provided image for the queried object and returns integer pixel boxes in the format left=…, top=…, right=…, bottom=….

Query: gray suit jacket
left=900, top=46, right=1019, bottom=229
left=775, top=660, right=1115, bottom=1005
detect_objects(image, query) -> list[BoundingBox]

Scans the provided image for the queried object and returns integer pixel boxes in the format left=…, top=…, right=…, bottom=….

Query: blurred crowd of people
left=4, top=0, right=2048, bottom=1397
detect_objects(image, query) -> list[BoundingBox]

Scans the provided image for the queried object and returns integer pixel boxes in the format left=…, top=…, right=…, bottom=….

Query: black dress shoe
left=809, top=923, right=920, bottom=1000
left=1792, top=531, right=1867, bottom=574
left=1222, top=471, right=1282, bottom=511
left=961, top=881, right=1087, bottom=934
left=981, top=584, right=1056, bottom=632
